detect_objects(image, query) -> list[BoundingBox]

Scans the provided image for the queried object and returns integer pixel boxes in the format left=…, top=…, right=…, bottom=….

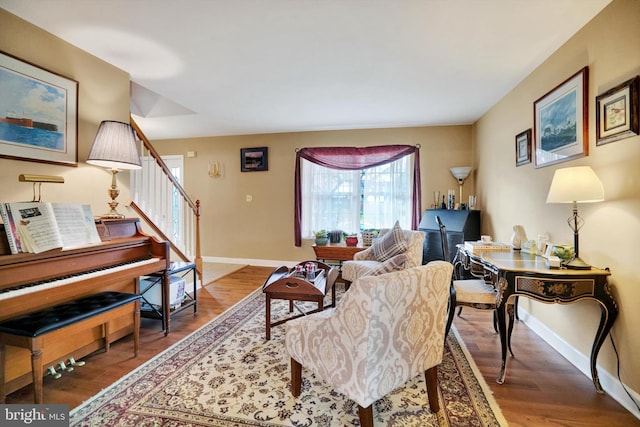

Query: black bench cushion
left=0, top=291, right=141, bottom=338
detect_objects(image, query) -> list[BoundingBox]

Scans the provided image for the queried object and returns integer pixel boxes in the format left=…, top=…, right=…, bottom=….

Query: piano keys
left=0, top=218, right=170, bottom=397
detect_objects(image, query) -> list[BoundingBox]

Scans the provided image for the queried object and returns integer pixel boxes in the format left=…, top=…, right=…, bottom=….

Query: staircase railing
left=128, top=117, right=202, bottom=282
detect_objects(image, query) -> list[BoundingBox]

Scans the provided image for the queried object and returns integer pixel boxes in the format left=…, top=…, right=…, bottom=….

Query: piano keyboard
left=0, top=258, right=160, bottom=301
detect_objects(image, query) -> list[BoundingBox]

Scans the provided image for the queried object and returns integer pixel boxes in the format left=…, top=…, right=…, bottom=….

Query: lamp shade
left=450, top=166, right=472, bottom=180
left=546, top=166, right=604, bottom=204
left=87, top=121, right=142, bottom=170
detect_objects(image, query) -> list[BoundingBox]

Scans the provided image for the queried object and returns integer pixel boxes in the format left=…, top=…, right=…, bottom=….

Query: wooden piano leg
left=0, top=343, right=5, bottom=403
left=30, top=339, right=43, bottom=404
left=133, top=300, right=140, bottom=356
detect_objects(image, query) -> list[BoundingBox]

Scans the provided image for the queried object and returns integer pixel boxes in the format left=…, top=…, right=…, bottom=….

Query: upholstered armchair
left=285, top=261, right=453, bottom=426
left=341, top=222, right=425, bottom=286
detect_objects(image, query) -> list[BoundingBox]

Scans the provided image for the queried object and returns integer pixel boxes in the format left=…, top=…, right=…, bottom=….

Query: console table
left=456, top=245, right=617, bottom=393
left=312, top=243, right=366, bottom=284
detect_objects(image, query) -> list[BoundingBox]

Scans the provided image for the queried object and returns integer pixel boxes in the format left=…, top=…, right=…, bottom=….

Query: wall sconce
left=87, top=120, right=142, bottom=218
left=208, top=161, right=222, bottom=178
left=18, top=174, right=65, bottom=202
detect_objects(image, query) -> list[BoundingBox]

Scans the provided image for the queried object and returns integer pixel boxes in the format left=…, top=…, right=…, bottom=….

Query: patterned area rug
left=70, top=287, right=507, bottom=426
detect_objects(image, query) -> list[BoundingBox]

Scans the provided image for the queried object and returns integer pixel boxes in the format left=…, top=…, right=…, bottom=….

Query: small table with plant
left=312, top=242, right=366, bottom=285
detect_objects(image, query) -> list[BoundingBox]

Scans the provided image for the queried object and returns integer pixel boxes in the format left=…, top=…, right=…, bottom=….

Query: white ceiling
left=1, top=0, right=611, bottom=141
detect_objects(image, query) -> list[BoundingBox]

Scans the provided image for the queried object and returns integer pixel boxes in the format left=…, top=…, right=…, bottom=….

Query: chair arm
left=353, top=246, right=376, bottom=260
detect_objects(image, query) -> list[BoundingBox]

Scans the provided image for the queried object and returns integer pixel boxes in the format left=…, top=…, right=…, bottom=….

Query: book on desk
left=464, top=241, right=512, bottom=253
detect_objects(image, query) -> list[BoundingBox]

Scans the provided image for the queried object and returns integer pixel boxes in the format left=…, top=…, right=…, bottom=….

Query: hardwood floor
left=5, top=265, right=639, bottom=426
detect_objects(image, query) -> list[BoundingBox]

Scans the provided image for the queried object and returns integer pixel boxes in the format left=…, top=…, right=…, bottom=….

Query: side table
left=262, top=261, right=338, bottom=340
left=312, top=243, right=366, bottom=284
left=140, top=261, right=197, bottom=335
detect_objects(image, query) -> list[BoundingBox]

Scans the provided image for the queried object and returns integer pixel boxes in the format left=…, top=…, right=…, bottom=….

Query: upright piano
left=0, top=218, right=169, bottom=397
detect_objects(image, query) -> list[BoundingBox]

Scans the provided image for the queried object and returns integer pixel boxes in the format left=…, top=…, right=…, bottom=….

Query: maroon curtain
left=294, top=145, right=421, bottom=246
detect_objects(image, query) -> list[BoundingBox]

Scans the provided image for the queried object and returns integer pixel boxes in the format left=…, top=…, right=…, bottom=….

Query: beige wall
left=3, top=0, right=637, bottom=408
left=153, top=125, right=473, bottom=262
left=0, top=10, right=131, bottom=213
left=474, top=0, right=639, bottom=398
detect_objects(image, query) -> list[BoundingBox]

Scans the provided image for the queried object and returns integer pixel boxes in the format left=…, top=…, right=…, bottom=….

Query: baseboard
left=202, top=256, right=299, bottom=268
left=518, top=306, right=640, bottom=419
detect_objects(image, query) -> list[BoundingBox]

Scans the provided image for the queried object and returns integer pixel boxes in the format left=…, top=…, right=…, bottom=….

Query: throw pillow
left=371, top=221, right=408, bottom=262
left=364, top=253, right=407, bottom=276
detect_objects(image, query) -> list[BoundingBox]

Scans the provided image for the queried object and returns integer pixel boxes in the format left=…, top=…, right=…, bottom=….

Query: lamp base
left=100, top=169, right=125, bottom=219
left=562, top=256, right=592, bottom=270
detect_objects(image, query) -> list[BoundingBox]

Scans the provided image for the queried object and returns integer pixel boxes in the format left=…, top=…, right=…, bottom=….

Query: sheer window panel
left=301, top=157, right=411, bottom=238
left=362, top=156, right=412, bottom=230
left=301, top=160, right=361, bottom=238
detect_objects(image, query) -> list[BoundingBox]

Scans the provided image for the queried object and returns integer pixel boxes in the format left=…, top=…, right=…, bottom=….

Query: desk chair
left=437, top=216, right=514, bottom=355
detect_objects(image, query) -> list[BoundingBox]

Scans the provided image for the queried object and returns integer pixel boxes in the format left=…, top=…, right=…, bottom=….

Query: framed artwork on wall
left=0, top=51, right=78, bottom=167
left=240, top=147, right=268, bottom=172
left=595, top=75, right=639, bottom=146
left=515, top=128, right=532, bottom=166
left=533, top=67, right=588, bottom=168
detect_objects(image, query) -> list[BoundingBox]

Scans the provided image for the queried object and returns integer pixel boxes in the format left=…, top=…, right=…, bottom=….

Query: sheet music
left=52, top=203, right=101, bottom=249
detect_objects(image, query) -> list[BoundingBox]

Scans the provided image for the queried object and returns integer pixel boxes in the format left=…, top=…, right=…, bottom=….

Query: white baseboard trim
left=202, top=256, right=299, bottom=268
left=518, top=307, right=640, bottom=419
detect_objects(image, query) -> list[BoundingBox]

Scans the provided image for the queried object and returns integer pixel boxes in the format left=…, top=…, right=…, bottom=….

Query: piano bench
left=0, top=291, right=141, bottom=404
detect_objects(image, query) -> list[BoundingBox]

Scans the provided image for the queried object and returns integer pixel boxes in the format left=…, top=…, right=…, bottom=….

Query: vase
left=315, top=237, right=329, bottom=246
left=328, top=230, right=342, bottom=243
left=345, top=236, right=358, bottom=247
left=510, top=225, right=527, bottom=250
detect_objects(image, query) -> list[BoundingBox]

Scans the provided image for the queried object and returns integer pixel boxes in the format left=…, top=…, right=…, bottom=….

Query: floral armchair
left=341, top=222, right=425, bottom=286
left=285, top=261, right=453, bottom=426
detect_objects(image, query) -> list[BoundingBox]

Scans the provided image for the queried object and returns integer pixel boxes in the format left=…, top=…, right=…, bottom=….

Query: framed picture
left=534, top=67, right=588, bottom=168
left=0, top=51, right=78, bottom=167
left=595, top=75, right=639, bottom=146
left=515, top=128, right=532, bottom=166
left=240, top=147, right=268, bottom=172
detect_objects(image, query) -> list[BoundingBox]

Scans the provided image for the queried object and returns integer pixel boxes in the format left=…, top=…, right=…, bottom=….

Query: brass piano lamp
left=87, top=121, right=142, bottom=219
left=18, top=174, right=65, bottom=202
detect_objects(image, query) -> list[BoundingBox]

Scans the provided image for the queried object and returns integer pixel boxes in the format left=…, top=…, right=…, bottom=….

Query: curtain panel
left=294, top=145, right=421, bottom=246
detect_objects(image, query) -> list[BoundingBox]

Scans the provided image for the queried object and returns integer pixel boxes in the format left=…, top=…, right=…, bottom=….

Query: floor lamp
left=450, top=166, right=472, bottom=209
left=87, top=121, right=142, bottom=219
left=546, top=166, right=604, bottom=270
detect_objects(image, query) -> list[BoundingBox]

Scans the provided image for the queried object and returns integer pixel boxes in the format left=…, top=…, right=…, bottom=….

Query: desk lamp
left=450, top=166, right=472, bottom=208
left=546, top=166, right=604, bottom=269
left=87, top=121, right=142, bottom=219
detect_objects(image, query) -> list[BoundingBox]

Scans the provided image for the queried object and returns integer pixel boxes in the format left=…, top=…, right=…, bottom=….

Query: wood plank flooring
left=5, top=265, right=639, bottom=426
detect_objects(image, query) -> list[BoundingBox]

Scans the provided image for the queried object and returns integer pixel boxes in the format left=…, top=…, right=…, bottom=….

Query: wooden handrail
left=130, top=118, right=198, bottom=213
left=128, top=116, right=202, bottom=283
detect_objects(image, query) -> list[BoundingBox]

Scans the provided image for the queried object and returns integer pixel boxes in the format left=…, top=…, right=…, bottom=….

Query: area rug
left=70, top=286, right=507, bottom=426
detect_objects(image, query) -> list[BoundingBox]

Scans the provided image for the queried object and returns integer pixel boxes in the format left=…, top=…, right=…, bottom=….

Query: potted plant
left=345, top=234, right=358, bottom=247
left=314, top=230, right=329, bottom=246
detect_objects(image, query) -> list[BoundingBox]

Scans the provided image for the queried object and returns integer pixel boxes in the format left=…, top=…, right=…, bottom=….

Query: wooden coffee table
left=262, top=261, right=338, bottom=340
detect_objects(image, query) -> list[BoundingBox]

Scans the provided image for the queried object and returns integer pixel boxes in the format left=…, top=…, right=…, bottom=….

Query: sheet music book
left=0, top=202, right=101, bottom=254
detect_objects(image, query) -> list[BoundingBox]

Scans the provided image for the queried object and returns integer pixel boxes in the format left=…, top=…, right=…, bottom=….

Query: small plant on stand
left=314, top=230, right=329, bottom=246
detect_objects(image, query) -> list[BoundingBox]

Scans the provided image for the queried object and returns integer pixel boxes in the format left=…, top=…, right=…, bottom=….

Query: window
left=294, top=145, right=421, bottom=246
left=300, top=156, right=412, bottom=238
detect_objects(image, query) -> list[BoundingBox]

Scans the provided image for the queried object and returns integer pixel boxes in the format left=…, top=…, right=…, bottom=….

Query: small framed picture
left=596, top=75, right=639, bottom=146
left=515, top=129, right=532, bottom=166
left=240, top=147, right=268, bottom=172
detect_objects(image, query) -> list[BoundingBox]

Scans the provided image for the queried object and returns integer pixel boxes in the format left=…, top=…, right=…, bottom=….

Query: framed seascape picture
left=596, top=75, right=639, bottom=146
left=515, top=128, right=532, bottom=166
left=534, top=67, right=588, bottom=168
left=0, top=51, right=78, bottom=167
left=240, top=147, right=268, bottom=172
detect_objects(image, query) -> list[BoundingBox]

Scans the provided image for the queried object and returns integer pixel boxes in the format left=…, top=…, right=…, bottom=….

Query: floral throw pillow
left=371, top=221, right=408, bottom=262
